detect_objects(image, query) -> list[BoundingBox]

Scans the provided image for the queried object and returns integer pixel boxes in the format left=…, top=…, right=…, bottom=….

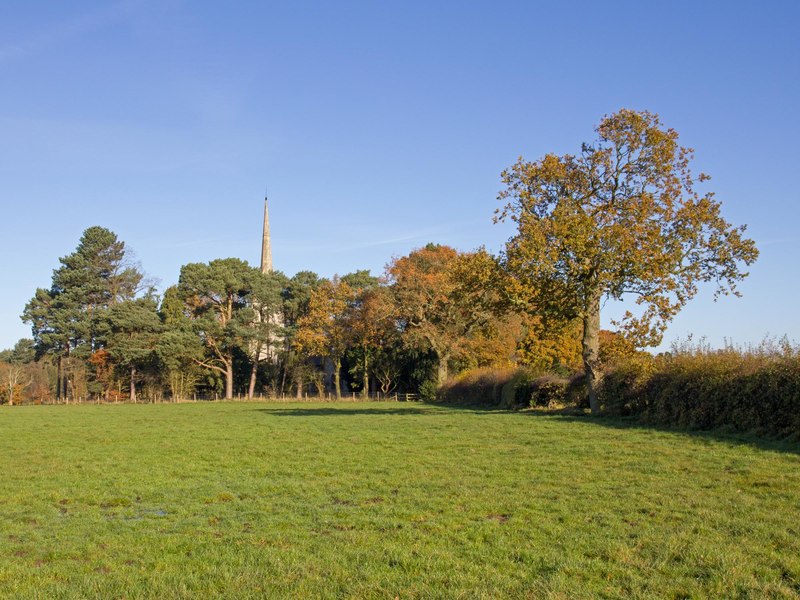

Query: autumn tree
left=293, top=279, right=353, bottom=398
left=497, top=109, right=758, bottom=413
left=0, top=339, right=35, bottom=405
left=279, top=271, right=323, bottom=396
left=345, top=283, right=397, bottom=397
left=338, top=270, right=385, bottom=397
left=517, top=317, right=583, bottom=373
left=388, top=244, right=505, bottom=386
left=88, top=349, right=116, bottom=401
left=447, top=247, right=522, bottom=371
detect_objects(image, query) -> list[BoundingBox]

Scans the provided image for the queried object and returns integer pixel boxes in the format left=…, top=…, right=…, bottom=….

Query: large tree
left=497, top=109, right=758, bottom=413
left=178, top=258, right=255, bottom=400
left=156, top=285, right=204, bottom=400
left=106, top=297, right=162, bottom=403
left=293, top=279, right=353, bottom=398
left=280, top=271, right=323, bottom=396
left=345, top=283, right=396, bottom=398
left=388, top=244, right=502, bottom=386
left=22, top=226, right=145, bottom=400
left=243, top=270, right=288, bottom=399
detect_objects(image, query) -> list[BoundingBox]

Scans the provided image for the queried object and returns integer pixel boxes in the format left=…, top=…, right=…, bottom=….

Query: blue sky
left=1, top=0, right=798, bottom=351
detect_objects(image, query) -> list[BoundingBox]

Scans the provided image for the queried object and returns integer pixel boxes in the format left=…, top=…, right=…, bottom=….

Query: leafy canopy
left=497, top=109, right=759, bottom=346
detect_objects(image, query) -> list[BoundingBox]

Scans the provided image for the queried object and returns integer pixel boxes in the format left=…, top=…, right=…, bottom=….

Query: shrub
left=528, top=375, right=568, bottom=407
left=500, top=369, right=538, bottom=408
left=438, top=367, right=579, bottom=409
left=418, top=379, right=440, bottom=403
left=598, top=352, right=655, bottom=416
left=598, top=339, right=800, bottom=438
left=437, top=367, right=517, bottom=406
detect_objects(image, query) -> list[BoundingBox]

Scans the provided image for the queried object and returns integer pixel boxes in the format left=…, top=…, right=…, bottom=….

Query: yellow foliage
left=518, top=317, right=582, bottom=372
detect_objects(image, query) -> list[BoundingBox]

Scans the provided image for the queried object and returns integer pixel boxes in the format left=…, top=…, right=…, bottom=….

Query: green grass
left=1, top=401, right=798, bottom=599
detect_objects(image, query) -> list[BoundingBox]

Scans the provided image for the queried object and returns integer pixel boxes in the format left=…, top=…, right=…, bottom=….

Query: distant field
left=1, top=401, right=798, bottom=599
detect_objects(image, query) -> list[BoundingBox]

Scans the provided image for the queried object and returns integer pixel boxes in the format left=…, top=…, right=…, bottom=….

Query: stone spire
left=260, top=194, right=273, bottom=273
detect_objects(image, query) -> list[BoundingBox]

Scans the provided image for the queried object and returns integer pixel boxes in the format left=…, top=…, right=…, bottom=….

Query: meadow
left=1, top=401, right=798, bottom=599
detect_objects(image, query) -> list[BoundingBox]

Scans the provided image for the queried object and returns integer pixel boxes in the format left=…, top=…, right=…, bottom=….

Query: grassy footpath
left=0, top=401, right=798, bottom=599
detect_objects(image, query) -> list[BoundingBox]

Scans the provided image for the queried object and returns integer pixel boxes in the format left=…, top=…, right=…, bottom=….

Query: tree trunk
left=62, top=347, right=70, bottom=402
left=130, top=367, right=137, bottom=403
left=225, top=361, right=233, bottom=400
left=582, top=291, right=602, bottom=414
left=362, top=351, right=369, bottom=399
left=280, top=361, right=287, bottom=397
left=334, top=358, right=341, bottom=399
left=248, top=353, right=259, bottom=400
left=57, top=354, right=64, bottom=402
left=436, top=353, right=449, bottom=386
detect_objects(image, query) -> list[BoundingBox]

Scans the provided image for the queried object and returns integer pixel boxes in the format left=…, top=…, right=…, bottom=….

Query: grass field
left=1, top=401, right=798, bottom=599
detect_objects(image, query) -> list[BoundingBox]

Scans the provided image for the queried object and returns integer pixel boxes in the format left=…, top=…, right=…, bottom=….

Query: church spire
left=260, top=193, right=273, bottom=273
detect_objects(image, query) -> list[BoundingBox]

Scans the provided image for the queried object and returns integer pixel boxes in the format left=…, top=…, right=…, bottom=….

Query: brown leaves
left=498, top=108, right=759, bottom=348
left=293, top=279, right=354, bottom=360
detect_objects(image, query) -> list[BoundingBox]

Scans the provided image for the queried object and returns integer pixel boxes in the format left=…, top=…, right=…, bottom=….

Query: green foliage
left=244, top=271, right=288, bottom=357
left=107, top=298, right=163, bottom=368
left=599, top=340, right=800, bottom=437
left=0, top=338, right=36, bottom=364
left=105, top=297, right=163, bottom=400
left=340, top=269, right=380, bottom=291
left=417, top=378, right=439, bottom=402
left=21, top=226, right=147, bottom=400
left=177, top=258, right=258, bottom=398
left=159, top=285, right=189, bottom=325
left=281, top=270, right=323, bottom=329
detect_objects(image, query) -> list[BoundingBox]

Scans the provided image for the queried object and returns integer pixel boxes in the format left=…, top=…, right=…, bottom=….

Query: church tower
left=255, top=192, right=283, bottom=369
left=260, top=194, right=273, bottom=273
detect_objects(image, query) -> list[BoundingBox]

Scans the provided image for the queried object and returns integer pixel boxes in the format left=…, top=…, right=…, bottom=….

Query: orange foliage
left=89, top=349, right=115, bottom=396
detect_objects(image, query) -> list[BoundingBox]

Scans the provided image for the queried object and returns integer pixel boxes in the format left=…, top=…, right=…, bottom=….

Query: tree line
left=2, top=110, right=758, bottom=411
left=6, top=230, right=529, bottom=403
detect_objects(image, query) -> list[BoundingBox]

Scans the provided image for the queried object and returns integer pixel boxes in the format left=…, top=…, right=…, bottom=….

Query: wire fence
left=180, top=392, right=421, bottom=403
left=34, top=392, right=420, bottom=405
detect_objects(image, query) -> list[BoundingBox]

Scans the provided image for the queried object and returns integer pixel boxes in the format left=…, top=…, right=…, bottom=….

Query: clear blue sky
left=1, top=0, right=798, bottom=351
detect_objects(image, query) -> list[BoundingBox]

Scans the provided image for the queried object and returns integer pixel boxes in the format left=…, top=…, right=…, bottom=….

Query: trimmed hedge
left=437, top=345, right=800, bottom=438
left=438, top=367, right=584, bottom=409
left=599, top=349, right=800, bottom=438
left=437, top=368, right=515, bottom=407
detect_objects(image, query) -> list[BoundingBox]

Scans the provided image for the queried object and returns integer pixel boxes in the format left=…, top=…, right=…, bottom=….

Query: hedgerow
left=438, top=339, right=800, bottom=438
left=599, top=339, right=800, bottom=437
left=437, top=367, right=584, bottom=409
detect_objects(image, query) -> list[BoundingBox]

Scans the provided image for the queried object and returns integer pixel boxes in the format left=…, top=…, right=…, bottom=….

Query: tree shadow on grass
left=254, top=406, right=431, bottom=417
left=252, top=400, right=800, bottom=455
left=432, top=400, right=800, bottom=456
